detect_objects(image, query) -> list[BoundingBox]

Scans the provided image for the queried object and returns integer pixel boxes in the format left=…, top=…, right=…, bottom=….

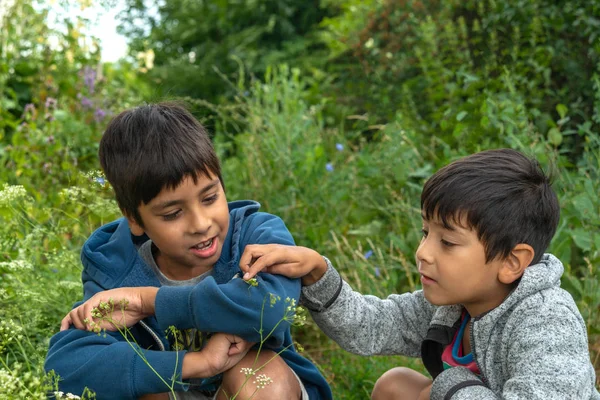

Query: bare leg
left=216, top=349, right=301, bottom=400
left=371, top=367, right=432, bottom=400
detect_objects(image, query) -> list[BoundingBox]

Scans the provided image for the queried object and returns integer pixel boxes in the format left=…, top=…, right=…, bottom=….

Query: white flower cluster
left=0, top=368, right=21, bottom=396
left=0, top=362, right=44, bottom=399
left=0, top=319, right=25, bottom=353
left=0, top=184, right=31, bottom=207
left=253, top=374, right=273, bottom=389
left=53, top=391, right=82, bottom=399
left=240, top=367, right=256, bottom=376
left=59, top=186, right=86, bottom=201
left=0, top=259, right=33, bottom=272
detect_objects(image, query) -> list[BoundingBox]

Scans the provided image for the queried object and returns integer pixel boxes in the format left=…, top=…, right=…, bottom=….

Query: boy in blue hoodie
left=45, top=102, right=332, bottom=400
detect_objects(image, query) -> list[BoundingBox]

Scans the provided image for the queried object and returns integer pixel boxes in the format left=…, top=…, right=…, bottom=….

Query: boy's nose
left=188, top=210, right=211, bottom=235
left=415, top=239, right=433, bottom=265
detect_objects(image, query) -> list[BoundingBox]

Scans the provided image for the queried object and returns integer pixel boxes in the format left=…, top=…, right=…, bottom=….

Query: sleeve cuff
left=300, top=257, right=343, bottom=312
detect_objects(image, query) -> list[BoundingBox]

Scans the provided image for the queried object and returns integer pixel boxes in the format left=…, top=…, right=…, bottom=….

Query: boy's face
left=128, top=173, right=229, bottom=280
left=416, top=214, right=512, bottom=316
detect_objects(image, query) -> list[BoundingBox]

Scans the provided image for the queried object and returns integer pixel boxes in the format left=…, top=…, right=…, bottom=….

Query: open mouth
left=192, top=238, right=214, bottom=250
left=420, top=274, right=436, bottom=284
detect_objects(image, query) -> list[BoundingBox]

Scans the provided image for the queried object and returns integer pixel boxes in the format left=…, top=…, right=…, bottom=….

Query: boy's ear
left=125, top=214, right=146, bottom=236
left=498, top=244, right=535, bottom=284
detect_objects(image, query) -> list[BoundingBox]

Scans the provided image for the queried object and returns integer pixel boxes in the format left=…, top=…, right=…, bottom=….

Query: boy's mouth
left=192, top=238, right=214, bottom=250
left=190, top=236, right=219, bottom=258
left=420, top=273, right=437, bottom=285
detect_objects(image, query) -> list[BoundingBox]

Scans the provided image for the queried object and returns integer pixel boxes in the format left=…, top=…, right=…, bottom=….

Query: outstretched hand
left=239, top=244, right=328, bottom=286
left=60, top=287, right=159, bottom=332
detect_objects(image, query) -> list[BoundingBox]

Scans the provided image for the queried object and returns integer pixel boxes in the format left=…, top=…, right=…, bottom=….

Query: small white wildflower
left=240, top=367, right=255, bottom=376
left=0, top=259, right=34, bottom=272
left=0, top=184, right=31, bottom=207
left=59, top=186, right=85, bottom=201
left=253, top=374, right=273, bottom=389
left=66, top=393, right=81, bottom=399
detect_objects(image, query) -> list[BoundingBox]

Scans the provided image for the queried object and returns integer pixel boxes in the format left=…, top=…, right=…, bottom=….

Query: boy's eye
left=162, top=210, right=181, bottom=221
left=441, top=239, right=456, bottom=247
left=421, top=229, right=428, bottom=238
left=203, top=194, right=218, bottom=204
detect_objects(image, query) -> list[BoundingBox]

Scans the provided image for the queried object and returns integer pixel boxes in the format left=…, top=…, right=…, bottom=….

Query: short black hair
left=421, top=148, right=559, bottom=265
left=99, top=102, right=223, bottom=226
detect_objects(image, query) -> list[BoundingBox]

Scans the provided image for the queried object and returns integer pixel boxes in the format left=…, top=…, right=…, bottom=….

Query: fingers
left=241, top=252, right=283, bottom=280
left=60, top=314, right=72, bottom=331
left=239, top=244, right=273, bottom=273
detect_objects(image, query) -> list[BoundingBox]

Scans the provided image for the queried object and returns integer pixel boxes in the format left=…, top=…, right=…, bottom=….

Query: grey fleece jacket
left=301, top=253, right=600, bottom=399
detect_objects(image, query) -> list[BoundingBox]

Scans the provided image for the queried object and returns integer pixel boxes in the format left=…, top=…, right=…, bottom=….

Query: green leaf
left=547, top=128, right=562, bottom=146
left=571, top=229, right=592, bottom=251
left=556, top=104, right=568, bottom=119
left=456, top=111, right=468, bottom=122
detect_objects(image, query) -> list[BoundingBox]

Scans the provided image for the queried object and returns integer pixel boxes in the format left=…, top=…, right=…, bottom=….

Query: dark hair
left=99, top=102, right=223, bottom=226
left=421, top=148, right=559, bottom=265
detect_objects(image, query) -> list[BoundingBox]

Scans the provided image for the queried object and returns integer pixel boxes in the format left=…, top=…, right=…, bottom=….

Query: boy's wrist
left=182, top=351, right=213, bottom=379
left=140, top=287, right=159, bottom=316
left=301, top=254, right=328, bottom=286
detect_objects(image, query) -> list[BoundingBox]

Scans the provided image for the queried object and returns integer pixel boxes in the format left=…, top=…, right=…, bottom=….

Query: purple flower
left=94, top=108, right=106, bottom=122
left=374, top=267, right=380, bottom=277
left=22, top=103, right=36, bottom=118
left=80, top=96, right=93, bottom=109
left=46, top=135, right=55, bottom=144
left=326, top=163, right=334, bottom=172
left=45, top=97, right=57, bottom=109
left=83, top=66, right=96, bottom=93
left=364, top=250, right=373, bottom=259
left=336, top=143, right=344, bottom=151
left=95, top=177, right=106, bottom=185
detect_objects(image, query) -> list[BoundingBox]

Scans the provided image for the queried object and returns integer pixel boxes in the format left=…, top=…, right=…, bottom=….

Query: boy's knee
left=219, top=349, right=301, bottom=400
left=371, top=367, right=431, bottom=400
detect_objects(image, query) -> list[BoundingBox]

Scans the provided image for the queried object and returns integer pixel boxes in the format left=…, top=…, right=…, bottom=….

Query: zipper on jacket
left=139, top=320, right=165, bottom=351
left=470, top=318, right=489, bottom=386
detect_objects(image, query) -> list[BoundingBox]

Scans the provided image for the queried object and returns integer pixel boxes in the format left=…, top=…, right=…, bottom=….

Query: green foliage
left=0, top=0, right=599, bottom=397
left=118, top=0, right=334, bottom=104
left=319, top=0, right=600, bottom=158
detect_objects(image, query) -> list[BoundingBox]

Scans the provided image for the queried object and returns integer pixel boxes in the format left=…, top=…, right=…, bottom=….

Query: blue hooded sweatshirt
left=45, top=200, right=332, bottom=399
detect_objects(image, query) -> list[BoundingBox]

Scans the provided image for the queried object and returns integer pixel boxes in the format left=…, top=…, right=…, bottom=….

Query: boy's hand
left=183, top=333, right=254, bottom=378
left=239, top=244, right=327, bottom=286
left=60, top=287, right=159, bottom=332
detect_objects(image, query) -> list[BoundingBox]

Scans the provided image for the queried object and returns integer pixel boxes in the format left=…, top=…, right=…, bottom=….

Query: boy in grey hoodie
left=239, top=149, right=600, bottom=399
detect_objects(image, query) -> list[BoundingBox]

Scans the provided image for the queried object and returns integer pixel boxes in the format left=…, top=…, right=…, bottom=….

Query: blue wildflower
left=95, top=177, right=106, bottom=185
left=326, top=163, right=334, bottom=172
left=374, top=267, right=380, bottom=277
left=336, top=143, right=344, bottom=151
left=364, top=250, right=373, bottom=259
